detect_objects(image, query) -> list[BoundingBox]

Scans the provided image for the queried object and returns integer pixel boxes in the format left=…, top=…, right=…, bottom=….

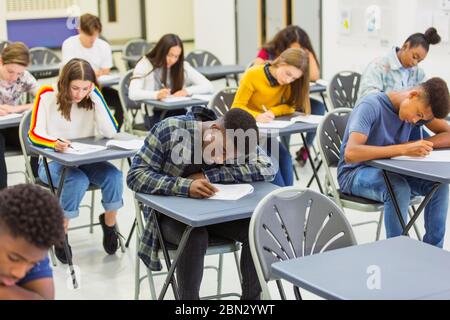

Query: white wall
left=145, top=0, right=194, bottom=42
left=322, top=0, right=450, bottom=85
left=193, top=0, right=236, bottom=64
left=99, top=0, right=141, bottom=41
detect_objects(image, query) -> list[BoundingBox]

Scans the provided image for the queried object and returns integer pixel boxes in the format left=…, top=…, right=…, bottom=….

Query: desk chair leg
left=134, top=240, right=141, bottom=300
left=375, top=210, right=384, bottom=241
left=233, top=250, right=242, bottom=284
left=320, top=92, right=329, bottom=112
left=293, top=286, right=303, bottom=300
left=217, top=254, right=224, bottom=296
left=116, top=224, right=126, bottom=253
left=408, top=207, right=422, bottom=241
left=90, top=191, right=95, bottom=234
left=300, top=133, right=324, bottom=194
left=276, top=280, right=287, bottom=300
left=125, top=219, right=137, bottom=248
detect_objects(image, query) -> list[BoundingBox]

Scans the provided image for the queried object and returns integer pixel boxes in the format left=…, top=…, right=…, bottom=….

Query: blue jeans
left=38, top=161, right=124, bottom=219
left=305, top=98, right=326, bottom=146
left=267, top=141, right=293, bottom=187
left=350, top=166, right=449, bottom=247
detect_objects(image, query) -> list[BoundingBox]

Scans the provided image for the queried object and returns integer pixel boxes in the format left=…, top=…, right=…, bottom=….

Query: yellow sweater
left=231, top=64, right=295, bottom=118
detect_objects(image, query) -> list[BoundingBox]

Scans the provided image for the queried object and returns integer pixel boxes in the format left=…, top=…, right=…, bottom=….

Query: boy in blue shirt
left=338, top=77, right=450, bottom=247
left=0, top=184, right=65, bottom=299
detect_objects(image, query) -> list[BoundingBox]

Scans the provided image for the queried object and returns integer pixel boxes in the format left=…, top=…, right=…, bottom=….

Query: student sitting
left=357, top=27, right=441, bottom=141
left=233, top=47, right=310, bottom=187
left=0, top=184, right=65, bottom=300
left=253, top=25, right=325, bottom=166
left=127, top=107, right=275, bottom=300
left=0, top=42, right=39, bottom=189
left=29, top=58, right=123, bottom=263
left=128, top=33, right=214, bottom=128
left=62, top=13, right=124, bottom=129
left=338, top=78, right=450, bottom=247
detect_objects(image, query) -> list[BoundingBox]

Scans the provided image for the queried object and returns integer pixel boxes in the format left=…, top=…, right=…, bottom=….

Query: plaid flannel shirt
left=126, top=106, right=275, bottom=271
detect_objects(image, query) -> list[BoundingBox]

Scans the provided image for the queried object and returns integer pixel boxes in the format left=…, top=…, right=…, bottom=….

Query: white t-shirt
left=61, top=35, right=113, bottom=71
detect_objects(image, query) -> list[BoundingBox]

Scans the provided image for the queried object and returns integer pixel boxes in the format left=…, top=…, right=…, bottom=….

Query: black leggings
left=0, top=128, right=38, bottom=189
left=160, top=215, right=261, bottom=300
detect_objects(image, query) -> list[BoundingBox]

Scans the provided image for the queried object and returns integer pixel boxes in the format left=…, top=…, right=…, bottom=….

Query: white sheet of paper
left=257, top=120, right=293, bottom=129
left=162, top=96, right=192, bottom=103
left=0, top=113, right=23, bottom=121
left=208, top=184, right=254, bottom=201
left=392, top=150, right=450, bottom=162
left=106, top=139, right=144, bottom=150
left=290, top=114, right=324, bottom=125
left=63, top=142, right=107, bottom=155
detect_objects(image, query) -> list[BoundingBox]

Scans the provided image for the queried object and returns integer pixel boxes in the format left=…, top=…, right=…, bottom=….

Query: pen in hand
left=57, top=138, right=74, bottom=149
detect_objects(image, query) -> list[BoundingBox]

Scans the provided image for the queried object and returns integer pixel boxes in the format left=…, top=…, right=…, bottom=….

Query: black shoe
left=99, top=213, right=119, bottom=255
left=295, top=147, right=309, bottom=167
left=55, top=235, right=72, bottom=265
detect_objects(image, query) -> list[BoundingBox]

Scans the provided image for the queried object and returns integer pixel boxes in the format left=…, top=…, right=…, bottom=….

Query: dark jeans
left=160, top=215, right=261, bottom=300
left=0, top=128, right=38, bottom=189
left=102, top=87, right=124, bottom=129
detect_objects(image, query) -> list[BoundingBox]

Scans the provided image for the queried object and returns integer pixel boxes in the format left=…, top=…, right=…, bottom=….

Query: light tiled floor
left=5, top=78, right=449, bottom=300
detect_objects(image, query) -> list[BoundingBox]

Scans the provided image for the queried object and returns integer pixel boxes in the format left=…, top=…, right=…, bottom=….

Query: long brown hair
left=264, top=25, right=320, bottom=68
left=57, top=58, right=99, bottom=121
left=133, top=34, right=184, bottom=93
left=271, top=48, right=311, bottom=114
left=1, top=42, right=30, bottom=66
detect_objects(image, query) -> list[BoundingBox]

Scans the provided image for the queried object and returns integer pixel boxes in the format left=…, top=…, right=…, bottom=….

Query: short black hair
left=0, top=184, right=65, bottom=249
left=405, top=27, right=441, bottom=52
left=421, top=77, right=450, bottom=119
left=223, top=108, right=259, bottom=157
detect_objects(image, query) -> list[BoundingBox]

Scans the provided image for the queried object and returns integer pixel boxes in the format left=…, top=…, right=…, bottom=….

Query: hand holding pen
left=256, top=105, right=275, bottom=123
left=55, top=138, right=73, bottom=152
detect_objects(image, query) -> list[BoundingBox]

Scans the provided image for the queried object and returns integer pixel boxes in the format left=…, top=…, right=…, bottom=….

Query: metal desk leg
left=320, top=92, right=329, bottom=112
left=300, top=133, right=324, bottom=194
left=125, top=219, right=137, bottom=248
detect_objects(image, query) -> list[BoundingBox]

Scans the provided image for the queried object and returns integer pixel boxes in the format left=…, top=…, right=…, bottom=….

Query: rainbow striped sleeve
left=93, top=86, right=119, bottom=131
left=28, top=85, right=57, bottom=149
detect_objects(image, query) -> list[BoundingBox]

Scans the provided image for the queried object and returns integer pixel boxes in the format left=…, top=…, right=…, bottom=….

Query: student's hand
left=157, top=88, right=171, bottom=100
left=189, top=179, right=218, bottom=198
left=173, top=89, right=189, bottom=97
left=54, top=139, right=72, bottom=153
left=0, top=107, right=8, bottom=116
left=0, top=105, right=13, bottom=114
left=401, top=140, right=434, bottom=157
left=256, top=111, right=275, bottom=123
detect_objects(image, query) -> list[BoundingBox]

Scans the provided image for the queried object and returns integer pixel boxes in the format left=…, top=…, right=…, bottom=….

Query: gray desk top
left=310, top=83, right=327, bottom=94
left=98, top=74, right=121, bottom=87
left=28, top=136, right=137, bottom=167
left=0, top=115, right=23, bottom=129
left=135, top=182, right=278, bottom=227
left=195, top=65, right=245, bottom=78
left=271, top=236, right=450, bottom=300
left=368, top=157, right=450, bottom=184
left=140, top=98, right=209, bottom=110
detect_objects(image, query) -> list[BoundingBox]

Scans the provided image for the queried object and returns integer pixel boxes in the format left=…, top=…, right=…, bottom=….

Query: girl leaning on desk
left=28, top=58, right=123, bottom=265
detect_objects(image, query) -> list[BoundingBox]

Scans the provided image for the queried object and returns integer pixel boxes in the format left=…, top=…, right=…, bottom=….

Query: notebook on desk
left=290, top=114, right=324, bottom=125
left=208, top=184, right=254, bottom=201
left=392, top=149, right=450, bottom=162
left=62, top=139, right=144, bottom=155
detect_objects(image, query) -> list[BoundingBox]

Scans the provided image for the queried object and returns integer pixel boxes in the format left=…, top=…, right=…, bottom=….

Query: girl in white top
left=29, top=58, right=123, bottom=263
left=129, top=33, right=214, bottom=121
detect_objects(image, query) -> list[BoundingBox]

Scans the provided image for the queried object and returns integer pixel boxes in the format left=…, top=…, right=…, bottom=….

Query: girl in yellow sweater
left=232, top=48, right=310, bottom=186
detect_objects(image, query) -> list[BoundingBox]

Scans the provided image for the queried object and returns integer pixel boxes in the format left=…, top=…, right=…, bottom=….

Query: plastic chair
left=317, top=108, right=422, bottom=241
left=18, top=111, right=126, bottom=267
left=186, top=50, right=236, bottom=86
left=207, top=87, right=238, bottom=117
left=328, top=71, right=361, bottom=109
left=249, top=187, right=357, bottom=300
left=118, top=70, right=148, bottom=136
left=122, top=39, right=153, bottom=70
left=29, top=47, right=61, bottom=79
left=133, top=198, right=242, bottom=300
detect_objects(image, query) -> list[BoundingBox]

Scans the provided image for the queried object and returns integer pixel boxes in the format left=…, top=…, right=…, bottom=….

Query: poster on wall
left=365, top=5, right=381, bottom=36
left=340, top=8, right=352, bottom=34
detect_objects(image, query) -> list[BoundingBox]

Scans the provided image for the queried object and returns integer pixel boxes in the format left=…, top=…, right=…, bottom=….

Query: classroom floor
left=7, top=78, right=450, bottom=300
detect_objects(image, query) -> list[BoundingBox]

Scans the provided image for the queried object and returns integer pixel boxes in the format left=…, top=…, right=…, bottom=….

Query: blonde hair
left=271, top=47, right=311, bottom=114
left=1, top=42, right=30, bottom=67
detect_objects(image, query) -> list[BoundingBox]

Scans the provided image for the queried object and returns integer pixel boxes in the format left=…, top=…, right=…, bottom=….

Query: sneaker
left=295, top=147, right=309, bottom=167
left=55, top=235, right=72, bottom=265
left=99, top=213, right=119, bottom=255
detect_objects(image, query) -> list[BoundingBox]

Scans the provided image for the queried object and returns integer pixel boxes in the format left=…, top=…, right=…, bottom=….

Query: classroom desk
left=309, top=83, right=328, bottom=112
left=135, top=182, right=279, bottom=300
left=29, top=63, right=61, bottom=79
left=0, top=114, right=23, bottom=130
left=111, top=45, right=124, bottom=53
left=140, top=98, right=209, bottom=120
left=29, top=136, right=137, bottom=289
left=367, top=157, right=450, bottom=236
left=122, top=55, right=141, bottom=64
left=98, top=74, right=121, bottom=87
left=271, top=236, right=450, bottom=300
left=259, top=113, right=323, bottom=193
left=194, top=65, right=245, bottom=84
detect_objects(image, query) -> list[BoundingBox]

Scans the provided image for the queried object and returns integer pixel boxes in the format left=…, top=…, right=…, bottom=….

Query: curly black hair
left=224, top=108, right=259, bottom=157
left=421, top=77, right=450, bottom=119
left=0, top=184, right=65, bottom=249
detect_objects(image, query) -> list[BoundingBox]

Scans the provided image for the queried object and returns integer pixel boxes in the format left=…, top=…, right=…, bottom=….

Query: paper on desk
left=208, top=184, right=254, bottom=201
left=257, top=120, right=293, bottom=129
left=162, top=96, right=192, bottom=103
left=106, top=139, right=144, bottom=150
left=0, top=113, right=23, bottom=120
left=63, top=142, right=107, bottom=155
left=290, top=114, right=324, bottom=125
left=392, top=150, right=450, bottom=162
